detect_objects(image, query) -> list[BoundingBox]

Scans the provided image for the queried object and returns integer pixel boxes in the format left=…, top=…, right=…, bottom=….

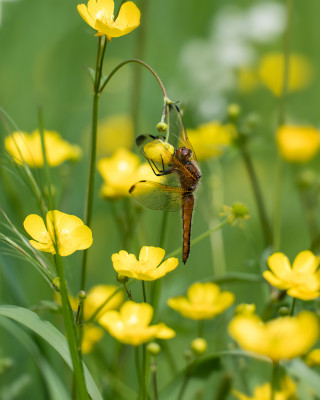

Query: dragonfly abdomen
left=182, top=194, right=194, bottom=264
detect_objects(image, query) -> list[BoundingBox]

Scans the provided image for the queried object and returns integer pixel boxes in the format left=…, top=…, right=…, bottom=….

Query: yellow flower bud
left=147, top=342, right=161, bottom=356
left=191, top=338, right=207, bottom=356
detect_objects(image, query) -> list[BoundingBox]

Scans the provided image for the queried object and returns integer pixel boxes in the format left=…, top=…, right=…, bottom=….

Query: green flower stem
left=166, top=218, right=230, bottom=259
left=151, top=355, right=159, bottom=400
left=198, top=320, right=204, bottom=338
left=38, top=109, right=88, bottom=398
left=239, top=143, right=273, bottom=247
left=81, top=36, right=107, bottom=292
left=290, top=297, right=296, bottom=316
left=142, top=280, right=147, bottom=302
left=273, top=0, right=293, bottom=250
left=55, top=254, right=88, bottom=400
left=151, top=211, right=169, bottom=313
left=99, top=59, right=167, bottom=98
left=177, top=368, right=191, bottom=400
left=142, top=344, right=147, bottom=400
left=270, top=361, right=279, bottom=400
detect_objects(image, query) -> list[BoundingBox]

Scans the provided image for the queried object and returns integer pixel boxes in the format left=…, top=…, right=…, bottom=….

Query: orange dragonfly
left=129, top=103, right=201, bottom=263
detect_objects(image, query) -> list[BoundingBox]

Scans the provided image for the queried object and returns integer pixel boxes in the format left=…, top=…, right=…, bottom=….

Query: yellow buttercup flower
left=99, top=301, right=175, bottom=346
left=263, top=251, right=320, bottom=300
left=143, top=140, right=174, bottom=166
left=84, top=285, right=124, bottom=321
left=228, top=311, right=319, bottom=361
left=233, top=376, right=296, bottom=400
left=98, top=148, right=158, bottom=198
left=305, top=348, right=320, bottom=367
left=187, top=122, right=235, bottom=162
left=111, top=246, right=179, bottom=281
left=258, top=52, right=313, bottom=96
left=97, top=115, right=134, bottom=156
left=277, top=125, right=320, bottom=163
left=23, top=210, right=93, bottom=256
left=77, top=0, right=140, bottom=39
left=82, top=324, right=104, bottom=354
left=5, top=130, right=81, bottom=168
left=167, top=282, right=235, bottom=320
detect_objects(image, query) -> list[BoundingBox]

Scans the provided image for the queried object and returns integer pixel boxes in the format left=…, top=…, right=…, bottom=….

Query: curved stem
left=99, top=58, right=167, bottom=98
left=270, top=361, right=279, bottom=400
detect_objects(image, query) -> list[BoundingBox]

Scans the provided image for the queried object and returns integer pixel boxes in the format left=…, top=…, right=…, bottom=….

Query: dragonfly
left=129, top=103, right=201, bottom=264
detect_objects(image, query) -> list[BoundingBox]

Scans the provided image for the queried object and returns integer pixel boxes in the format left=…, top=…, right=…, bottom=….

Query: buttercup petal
left=24, top=214, right=51, bottom=245
left=87, top=0, right=114, bottom=21
left=77, top=4, right=96, bottom=28
left=262, top=270, right=290, bottom=289
left=29, top=240, right=54, bottom=254
left=292, top=250, right=319, bottom=273
left=267, top=252, right=292, bottom=279
left=145, top=257, right=179, bottom=280
left=112, top=250, right=139, bottom=276
left=120, top=301, right=153, bottom=327
left=154, top=323, right=176, bottom=339
left=139, top=246, right=165, bottom=269
left=287, top=287, right=320, bottom=301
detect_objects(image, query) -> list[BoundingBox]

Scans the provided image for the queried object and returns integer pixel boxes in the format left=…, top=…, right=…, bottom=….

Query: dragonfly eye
left=176, top=147, right=192, bottom=162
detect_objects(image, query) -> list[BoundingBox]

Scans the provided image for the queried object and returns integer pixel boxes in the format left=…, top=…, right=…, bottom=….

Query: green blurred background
left=1, top=0, right=320, bottom=398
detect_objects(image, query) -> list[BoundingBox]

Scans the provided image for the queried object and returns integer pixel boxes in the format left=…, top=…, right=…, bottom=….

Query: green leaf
left=0, top=305, right=103, bottom=400
left=286, top=358, right=320, bottom=393
left=188, top=355, right=222, bottom=379
left=0, top=316, right=70, bottom=400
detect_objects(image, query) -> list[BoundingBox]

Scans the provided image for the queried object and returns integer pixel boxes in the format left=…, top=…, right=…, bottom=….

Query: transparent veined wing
left=129, top=180, right=185, bottom=211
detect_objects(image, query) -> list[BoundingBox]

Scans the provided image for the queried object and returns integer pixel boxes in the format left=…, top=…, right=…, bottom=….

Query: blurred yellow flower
left=24, top=210, right=93, bottom=256
left=277, top=125, right=320, bottom=163
left=187, top=122, right=234, bottom=161
left=228, top=311, right=319, bottom=361
left=77, top=0, right=140, bottom=39
left=167, top=282, right=235, bottom=320
left=263, top=251, right=320, bottom=300
left=5, top=130, right=81, bottom=168
left=258, top=52, right=313, bottom=96
left=305, top=348, right=320, bottom=367
left=237, top=67, right=259, bottom=93
left=82, top=324, right=104, bottom=354
left=84, top=285, right=124, bottom=321
left=112, top=246, right=178, bottom=281
left=97, top=115, right=134, bottom=156
left=233, top=376, right=296, bottom=400
left=99, top=301, right=175, bottom=346
left=98, top=148, right=157, bottom=198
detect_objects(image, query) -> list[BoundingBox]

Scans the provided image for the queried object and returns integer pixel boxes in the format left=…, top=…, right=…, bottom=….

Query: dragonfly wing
left=129, top=180, right=183, bottom=211
left=166, top=103, right=199, bottom=164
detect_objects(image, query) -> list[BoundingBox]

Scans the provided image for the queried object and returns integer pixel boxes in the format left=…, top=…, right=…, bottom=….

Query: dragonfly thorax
left=175, top=147, right=192, bottom=163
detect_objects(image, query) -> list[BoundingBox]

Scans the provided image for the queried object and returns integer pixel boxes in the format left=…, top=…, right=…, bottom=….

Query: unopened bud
left=147, top=342, right=161, bottom=356
left=117, top=274, right=129, bottom=284
left=227, top=104, right=241, bottom=121
left=191, top=338, right=207, bottom=356
left=78, top=290, right=87, bottom=300
left=157, top=122, right=167, bottom=133
left=278, top=306, right=290, bottom=316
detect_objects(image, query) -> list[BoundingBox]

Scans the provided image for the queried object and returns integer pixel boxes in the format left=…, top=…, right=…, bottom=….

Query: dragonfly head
left=175, top=147, right=192, bottom=163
